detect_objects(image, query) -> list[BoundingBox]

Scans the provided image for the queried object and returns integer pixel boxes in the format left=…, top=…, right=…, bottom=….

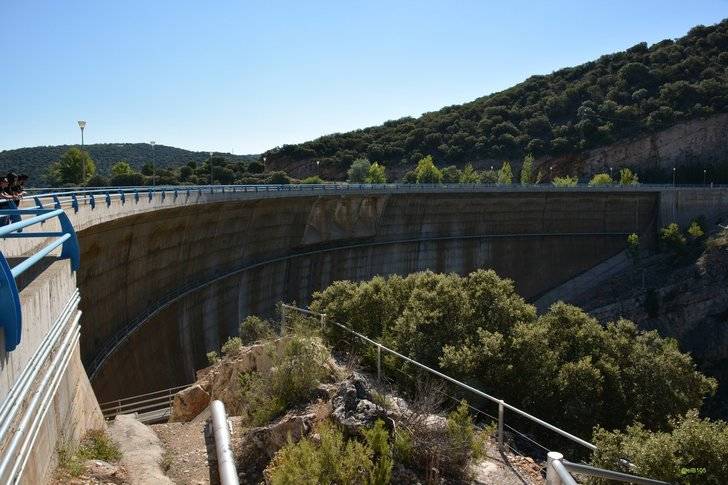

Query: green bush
left=497, top=161, right=513, bottom=185
left=266, top=171, right=291, bottom=184
left=414, top=155, right=443, bottom=183
left=348, top=158, right=371, bottom=183
left=221, top=336, right=242, bottom=356
left=588, top=172, right=614, bottom=186
left=687, top=220, right=705, bottom=240
left=311, top=270, right=715, bottom=440
left=552, top=175, right=578, bottom=187
left=445, top=400, right=486, bottom=476
left=619, top=167, right=639, bottom=185
left=206, top=351, right=220, bottom=365
left=239, top=315, right=275, bottom=344
left=301, top=175, right=324, bottom=184
left=627, top=233, right=640, bottom=265
left=365, top=162, right=387, bottom=183
left=266, top=420, right=390, bottom=485
left=660, top=223, right=687, bottom=255
left=459, top=163, right=480, bottom=183
left=239, top=334, right=331, bottom=425
left=58, top=430, right=121, bottom=477
left=591, top=410, right=728, bottom=484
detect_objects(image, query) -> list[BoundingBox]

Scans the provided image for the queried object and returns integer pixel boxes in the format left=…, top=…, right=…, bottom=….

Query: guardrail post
left=498, top=399, right=504, bottom=452
left=89, top=193, right=95, bottom=209
left=546, top=452, right=565, bottom=485
left=119, top=190, right=126, bottom=204
left=71, top=194, right=79, bottom=213
left=134, top=189, right=139, bottom=203
left=148, top=188, right=153, bottom=202
left=377, top=344, right=382, bottom=382
left=105, top=191, right=111, bottom=207
left=161, top=190, right=166, bottom=202
left=52, top=195, right=61, bottom=209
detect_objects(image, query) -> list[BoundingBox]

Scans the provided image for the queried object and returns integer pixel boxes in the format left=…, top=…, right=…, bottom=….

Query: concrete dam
left=2, top=184, right=727, bottom=482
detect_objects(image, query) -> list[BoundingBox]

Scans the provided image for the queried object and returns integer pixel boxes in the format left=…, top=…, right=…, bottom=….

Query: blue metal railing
left=0, top=209, right=79, bottom=351
left=26, top=182, right=727, bottom=213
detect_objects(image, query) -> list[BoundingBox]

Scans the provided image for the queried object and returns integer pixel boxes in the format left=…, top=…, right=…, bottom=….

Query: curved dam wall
left=81, top=190, right=659, bottom=402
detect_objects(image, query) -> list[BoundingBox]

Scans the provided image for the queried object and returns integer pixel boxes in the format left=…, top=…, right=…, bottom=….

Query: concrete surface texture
left=0, top=261, right=104, bottom=484
left=107, top=414, right=174, bottom=484
left=81, top=190, right=660, bottom=402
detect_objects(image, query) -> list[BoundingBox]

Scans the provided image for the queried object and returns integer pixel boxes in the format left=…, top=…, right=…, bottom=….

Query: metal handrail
left=0, top=208, right=79, bottom=351
left=562, top=460, right=671, bottom=485
left=98, top=383, right=190, bottom=407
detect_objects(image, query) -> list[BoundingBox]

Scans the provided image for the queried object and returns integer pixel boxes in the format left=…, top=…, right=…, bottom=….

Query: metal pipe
left=562, top=460, right=671, bottom=485
left=497, top=400, right=504, bottom=451
left=0, top=292, right=79, bottom=441
left=10, top=234, right=70, bottom=278
left=0, top=311, right=81, bottom=482
left=546, top=452, right=577, bottom=485
left=0, top=208, right=64, bottom=237
left=210, top=400, right=239, bottom=485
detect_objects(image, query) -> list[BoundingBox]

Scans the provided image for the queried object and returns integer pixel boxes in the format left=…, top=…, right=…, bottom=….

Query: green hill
left=264, top=19, right=728, bottom=182
left=0, top=143, right=257, bottom=186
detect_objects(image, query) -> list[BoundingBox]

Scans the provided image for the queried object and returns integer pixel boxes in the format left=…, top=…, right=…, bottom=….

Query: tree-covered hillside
left=0, top=143, right=256, bottom=185
left=265, top=19, right=728, bottom=179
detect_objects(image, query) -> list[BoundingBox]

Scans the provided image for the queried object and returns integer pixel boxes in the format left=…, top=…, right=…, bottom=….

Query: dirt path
left=151, top=420, right=218, bottom=485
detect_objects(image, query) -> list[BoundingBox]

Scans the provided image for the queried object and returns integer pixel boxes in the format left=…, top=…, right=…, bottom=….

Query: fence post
left=377, top=344, right=382, bottom=382
left=546, top=451, right=564, bottom=485
left=498, top=399, right=504, bottom=451
left=280, top=305, right=286, bottom=336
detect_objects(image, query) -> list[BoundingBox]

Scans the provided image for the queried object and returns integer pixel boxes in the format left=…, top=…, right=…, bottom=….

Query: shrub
left=619, top=167, right=639, bottom=185
left=520, top=154, right=534, bottom=185
left=414, top=155, right=443, bottom=183
left=221, top=336, right=242, bottom=356
left=497, top=161, right=513, bottom=185
left=591, top=410, right=728, bottom=484
left=362, top=420, right=393, bottom=485
left=239, top=334, right=331, bottom=425
left=445, top=400, right=486, bottom=474
left=588, top=172, right=614, bottom=186
left=365, top=162, right=387, bottom=183
left=626, top=233, right=640, bottom=265
left=206, top=351, right=220, bottom=365
left=552, top=175, right=578, bottom=187
left=266, top=420, right=382, bottom=484
left=239, top=315, right=275, bottom=344
left=347, top=158, right=371, bottom=183
left=301, top=175, right=323, bottom=184
left=58, top=430, right=121, bottom=477
left=660, top=223, right=687, bottom=255
left=688, top=220, right=705, bottom=240
left=266, top=171, right=291, bottom=184
left=459, top=163, right=480, bottom=183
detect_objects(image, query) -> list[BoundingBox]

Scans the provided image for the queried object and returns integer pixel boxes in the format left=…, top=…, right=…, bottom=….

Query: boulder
left=169, top=384, right=210, bottom=422
left=331, top=373, right=394, bottom=436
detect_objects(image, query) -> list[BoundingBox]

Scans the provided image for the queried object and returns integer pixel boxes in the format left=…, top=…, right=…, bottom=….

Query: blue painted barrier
left=0, top=209, right=79, bottom=351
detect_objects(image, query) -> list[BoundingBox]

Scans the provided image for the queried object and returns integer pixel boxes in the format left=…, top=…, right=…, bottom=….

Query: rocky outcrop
left=169, top=384, right=210, bottom=422
left=331, top=373, right=395, bottom=436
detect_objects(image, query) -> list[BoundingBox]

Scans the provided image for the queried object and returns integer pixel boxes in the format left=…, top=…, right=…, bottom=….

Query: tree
left=660, top=223, right=687, bottom=255
left=442, top=165, right=461, bottom=183
left=301, top=175, right=323, bottom=184
left=141, top=163, right=154, bottom=176
left=110, top=172, right=144, bottom=186
left=365, top=162, right=387, bottom=183
left=619, top=168, right=639, bottom=185
left=460, top=164, right=480, bottom=183
left=626, top=233, right=640, bottom=266
left=347, top=158, right=371, bottom=183
left=247, top=161, right=265, bottom=174
left=414, top=155, right=443, bottom=183
left=588, top=173, right=614, bottom=186
left=86, top=174, right=109, bottom=187
left=497, top=161, right=513, bottom=185
left=520, top=154, right=534, bottom=185
left=110, top=161, right=133, bottom=176
left=49, top=148, right=96, bottom=185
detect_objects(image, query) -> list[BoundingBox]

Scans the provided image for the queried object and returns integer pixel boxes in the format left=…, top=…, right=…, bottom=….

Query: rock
left=331, top=373, right=394, bottom=436
left=84, top=459, right=119, bottom=479
left=107, top=414, right=174, bottom=485
left=169, top=384, right=210, bottom=422
left=238, top=413, right=317, bottom=482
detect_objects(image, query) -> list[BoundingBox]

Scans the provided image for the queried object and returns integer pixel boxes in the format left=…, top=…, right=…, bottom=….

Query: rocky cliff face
left=571, top=113, right=728, bottom=178
left=582, top=229, right=728, bottom=416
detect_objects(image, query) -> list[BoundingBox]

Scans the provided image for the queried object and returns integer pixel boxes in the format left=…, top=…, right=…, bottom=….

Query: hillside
left=265, top=19, right=728, bottom=182
left=0, top=143, right=257, bottom=185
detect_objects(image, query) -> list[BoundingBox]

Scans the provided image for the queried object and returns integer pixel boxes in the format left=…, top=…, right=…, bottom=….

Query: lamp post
left=316, top=160, right=320, bottom=177
left=550, top=166, right=554, bottom=181
left=209, top=152, right=214, bottom=186
left=673, top=167, right=676, bottom=187
left=704, top=169, right=707, bottom=186
left=77, top=121, right=86, bottom=184
left=150, top=141, right=156, bottom=187
left=609, top=166, right=613, bottom=180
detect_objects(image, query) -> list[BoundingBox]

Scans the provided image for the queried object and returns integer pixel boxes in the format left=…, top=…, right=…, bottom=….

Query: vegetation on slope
left=309, top=270, right=716, bottom=440
left=265, top=19, right=728, bottom=182
left=0, top=143, right=256, bottom=185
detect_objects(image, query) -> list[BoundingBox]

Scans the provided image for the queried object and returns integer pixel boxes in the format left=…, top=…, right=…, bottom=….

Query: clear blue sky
left=1, top=1, right=726, bottom=154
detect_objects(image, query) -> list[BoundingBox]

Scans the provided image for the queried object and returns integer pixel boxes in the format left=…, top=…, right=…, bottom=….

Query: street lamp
left=316, top=160, right=320, bottom=177
left=550, top=166, right=554, bottom=180
left=150, top=141, right=156, bottom=187
left=704, top=169, right=707, bottom=186
left=78, top=121, right=87, bottom=184
left=609, top=166, right=613, bottom=180
left=209, top=152, right=214, bottom=186
left=673, top=167, right=676, bottom=187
